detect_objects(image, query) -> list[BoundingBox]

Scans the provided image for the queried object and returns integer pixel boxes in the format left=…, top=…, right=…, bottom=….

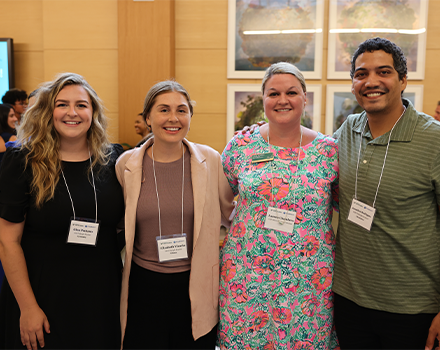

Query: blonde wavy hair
left=17, top=72, right=112, bottom=208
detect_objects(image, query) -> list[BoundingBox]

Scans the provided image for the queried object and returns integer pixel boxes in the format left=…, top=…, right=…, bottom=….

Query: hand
left=234, top=121, right=266, bottom=135
left=20, top=306, right=50, bottom=349
left=425, top=312, right=440, bottom=350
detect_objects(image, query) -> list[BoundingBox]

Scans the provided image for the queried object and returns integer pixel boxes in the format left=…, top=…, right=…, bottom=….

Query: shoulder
left=109, top=143, right=124, bottom=162
left=315, top=132, right=338, bottom=146
left=414, top=111, right=440, bottom=132
left=333, top=112, right=364, bottom=139
left=115, top=147, right=137, bottom=169
left=0, top=147, right=30, bottom=178
left=224, top=129, right=260, bottom=152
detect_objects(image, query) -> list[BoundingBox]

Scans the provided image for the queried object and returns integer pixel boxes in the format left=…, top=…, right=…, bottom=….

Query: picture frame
left=327, top=0, right=428, bottom=80
left=227, top=0, right=324, bottom=80
left=226, top=83, right=322, bottom=143
left=325, top=84, right=424, bottom=135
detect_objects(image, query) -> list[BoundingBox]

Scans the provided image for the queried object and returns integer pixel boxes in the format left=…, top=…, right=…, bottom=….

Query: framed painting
left=226, top=83, right=322, bottom=142
left=327, top=0, right=428, bottom=80
left=227, top=0, right=324, bottom=80
left=325, top=84, right=424, bottom=135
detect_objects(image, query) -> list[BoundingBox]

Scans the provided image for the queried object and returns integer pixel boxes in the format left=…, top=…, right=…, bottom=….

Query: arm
left=0, top=218, right=50, bottom=350
left=217, top=155, right=235, bottom=228
left=0, top=137, right=5, bottom=153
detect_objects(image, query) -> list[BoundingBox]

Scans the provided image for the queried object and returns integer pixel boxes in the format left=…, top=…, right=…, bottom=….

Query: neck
left=15, top=113, right=21, bottom=124
left=148, top=139, right=185, bottom=163
left=366, top=103, right=406, bottom=139
left=59, top=138, right=90, bottom=161
left=261, top=122, right=302, bottom=148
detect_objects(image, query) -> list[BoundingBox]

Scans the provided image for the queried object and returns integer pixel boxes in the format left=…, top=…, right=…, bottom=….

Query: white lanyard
left=354, top=107, right=406, bottom=208
left=61, top=148, right=98, bottom=223
left=267, top=126, right=304, bottom=207
left=152, top=143, right=184, bottom=238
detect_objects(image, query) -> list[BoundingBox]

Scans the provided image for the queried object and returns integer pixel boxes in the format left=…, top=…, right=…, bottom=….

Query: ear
left=351, top=84, right=355, bottom=95
left=400, top=75, right=408, bottom=93
left=304, top=91, right=307, bottom=108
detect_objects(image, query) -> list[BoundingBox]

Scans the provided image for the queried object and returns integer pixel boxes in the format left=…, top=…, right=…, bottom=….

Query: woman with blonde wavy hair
left=0, top=73, right=125, bottom=349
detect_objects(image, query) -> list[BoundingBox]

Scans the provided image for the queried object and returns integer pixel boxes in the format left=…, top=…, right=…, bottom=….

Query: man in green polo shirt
left=333, top=37, right=440, bottom=349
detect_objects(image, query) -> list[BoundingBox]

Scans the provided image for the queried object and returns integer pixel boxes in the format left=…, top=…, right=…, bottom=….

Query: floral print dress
left=219, top=128, right=339, bottom=349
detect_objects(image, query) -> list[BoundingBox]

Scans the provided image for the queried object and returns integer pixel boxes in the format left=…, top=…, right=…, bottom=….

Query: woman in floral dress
left=219, top=62, right=339, bottom=349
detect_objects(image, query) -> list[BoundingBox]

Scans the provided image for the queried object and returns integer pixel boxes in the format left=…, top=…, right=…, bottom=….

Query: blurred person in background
left=434, top=101, right=440, bottom=122
left=1, top=88, right=27, bottom=124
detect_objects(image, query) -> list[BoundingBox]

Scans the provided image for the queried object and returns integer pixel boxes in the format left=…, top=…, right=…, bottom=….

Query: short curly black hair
left=1, top=88, right=27, bottom=105
left=350, top=37, right=407, bottom=81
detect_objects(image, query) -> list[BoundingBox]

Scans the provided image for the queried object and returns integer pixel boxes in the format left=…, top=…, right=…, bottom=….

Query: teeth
left=165, top=127, right=179, bottom=131
left=366, top=93, right=382, bottom=97
left=276, top=109, right=290, bottom=112
left=65, top=121, right=80, bottom=125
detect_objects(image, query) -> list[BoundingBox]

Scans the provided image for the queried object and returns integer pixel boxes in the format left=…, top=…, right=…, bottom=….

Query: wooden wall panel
left=14, top=51, right=44, bottom=94
left=0, top=0, right=43, bottom=93
left=42, top=0, right=118, bottom=50
left=427, top=0, right=440, bottom=50
left=118, top=0, right=175, bottom=148
left=175, top=0, right=227, bottom=49
left=186, top=113, right=227, bottom=154
left=0, top=0, right=43, bottom=52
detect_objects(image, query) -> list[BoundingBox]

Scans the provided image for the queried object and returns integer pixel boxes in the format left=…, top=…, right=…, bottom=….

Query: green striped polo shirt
left=333, top=99, right=440, bottom=314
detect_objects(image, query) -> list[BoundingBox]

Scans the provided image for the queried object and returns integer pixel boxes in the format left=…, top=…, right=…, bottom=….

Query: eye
left=77, top=103, right=88, bottom=108
left=380, top=70, right=391, bottom=75
left=178, top=108, right=188, bottom=113
left=287, top=91, right=297, bottom=96
left=56, top=103, right=67, bottom=107
left=268, top=92, right=278, bottom=97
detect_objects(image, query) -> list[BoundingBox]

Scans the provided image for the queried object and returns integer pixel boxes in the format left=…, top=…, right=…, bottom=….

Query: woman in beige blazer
left=116, top=80, right=234, bottom=349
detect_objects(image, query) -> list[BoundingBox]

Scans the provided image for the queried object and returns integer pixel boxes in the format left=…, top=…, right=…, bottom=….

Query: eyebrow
left=267, top=86, right=300, bottom=91
left=156, top=103, right=188, bottom=108
left=355, top=65, right=394, bottom=72
left=55, top=99, right=90, bottom=104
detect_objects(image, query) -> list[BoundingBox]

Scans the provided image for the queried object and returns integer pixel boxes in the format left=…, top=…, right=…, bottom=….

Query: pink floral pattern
left=219, top=129, right=339, bottom=349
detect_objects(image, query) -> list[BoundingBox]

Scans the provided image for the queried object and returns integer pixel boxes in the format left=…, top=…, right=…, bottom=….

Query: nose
left=168, top=111, right=179, bottom=122
left=364, top=72, right=380, bottom=87
left=67, top=105, right=77, bottom=116
left=278, top=93, right=288, bottom=104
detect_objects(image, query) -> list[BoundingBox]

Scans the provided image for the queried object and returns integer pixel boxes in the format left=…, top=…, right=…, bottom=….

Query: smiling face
left=351, top=50, right=407, bottom=117
left=146, top=91, right=191, bottom=147
left=263, top=74, right=306, bottom=128
left=53, top=85, right=93, bottom=145
left=134, top=114, right=148, bottom=137
left=7, top=107, right=17, bottom=129
left=13, top=100, right=27, bottom=115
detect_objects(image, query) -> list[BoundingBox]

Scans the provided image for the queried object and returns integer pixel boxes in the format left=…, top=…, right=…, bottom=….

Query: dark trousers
left=334, top=293, right=438, bottom=349
left=123, top=261, right=217, bottom=350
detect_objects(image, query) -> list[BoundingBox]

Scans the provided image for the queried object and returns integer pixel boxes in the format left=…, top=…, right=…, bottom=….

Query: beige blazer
left=115, top=138, right=234, bottom=343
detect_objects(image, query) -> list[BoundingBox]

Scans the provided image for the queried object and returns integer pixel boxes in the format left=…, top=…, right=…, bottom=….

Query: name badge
left=251, top=152, right=274, bottom=164
left=67, top=217, right=100, bottom=246
left=264, top=207, right=296, bottom=233
left=347, top=198, right=376, bottom=231
left=156, top=234, right=188, bottom=262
